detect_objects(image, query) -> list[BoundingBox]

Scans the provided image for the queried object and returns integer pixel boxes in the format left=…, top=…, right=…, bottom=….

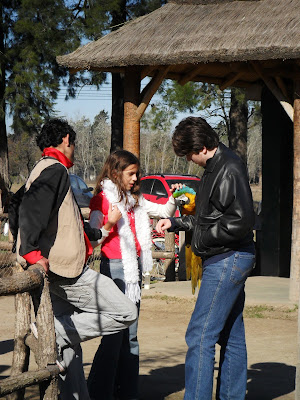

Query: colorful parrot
left=173, top=186, right=202, bottom=294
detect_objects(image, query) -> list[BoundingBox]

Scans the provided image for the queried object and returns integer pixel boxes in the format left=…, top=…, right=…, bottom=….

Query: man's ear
left=62, top=134, right=70, bottom=147
left=201, top=146, right=208, bottom=154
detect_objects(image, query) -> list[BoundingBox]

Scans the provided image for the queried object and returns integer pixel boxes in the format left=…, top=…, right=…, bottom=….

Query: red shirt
left=90, top=192, right=141, bottom=259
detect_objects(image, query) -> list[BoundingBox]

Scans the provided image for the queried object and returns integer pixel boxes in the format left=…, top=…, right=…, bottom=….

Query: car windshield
left=166, top=179, right=200, bottom=192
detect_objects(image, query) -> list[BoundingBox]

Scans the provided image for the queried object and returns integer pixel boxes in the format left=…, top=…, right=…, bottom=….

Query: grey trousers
left=49, top=267, right=138, bottom=400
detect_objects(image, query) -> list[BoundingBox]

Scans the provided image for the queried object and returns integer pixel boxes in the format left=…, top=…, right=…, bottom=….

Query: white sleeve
left=142, top=195, right=177, bottom=218
left=89, top=210, right=110, bottom=247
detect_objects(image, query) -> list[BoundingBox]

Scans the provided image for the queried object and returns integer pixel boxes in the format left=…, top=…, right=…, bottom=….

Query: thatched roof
left=57, top=0, right=300, bottom=87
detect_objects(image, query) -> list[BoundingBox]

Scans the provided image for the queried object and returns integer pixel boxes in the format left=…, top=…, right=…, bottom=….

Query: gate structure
left=0, top=220, right=60, bottom=399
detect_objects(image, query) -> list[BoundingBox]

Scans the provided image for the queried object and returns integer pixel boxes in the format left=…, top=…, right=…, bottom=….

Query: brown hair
left=172, top=116, right=219, bottom=157
left=94, top=150, right=141, bottom=206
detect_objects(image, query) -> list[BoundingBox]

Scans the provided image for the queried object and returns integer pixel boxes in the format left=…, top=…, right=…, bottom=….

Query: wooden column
left=290, top=82, right=300, bottom=303
left=295, top=81, right=300, bottom=400
left=123, top=68, right=141, bottom=157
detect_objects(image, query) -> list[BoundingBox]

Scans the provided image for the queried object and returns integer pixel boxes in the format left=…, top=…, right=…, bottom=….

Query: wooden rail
left=151, top=218, right=176, bottom=281
left=0, top=264, right=60, bottom=399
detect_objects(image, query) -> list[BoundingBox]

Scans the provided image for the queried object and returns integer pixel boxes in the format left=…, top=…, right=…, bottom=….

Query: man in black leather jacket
left=156, top=117, right=255, bottom=400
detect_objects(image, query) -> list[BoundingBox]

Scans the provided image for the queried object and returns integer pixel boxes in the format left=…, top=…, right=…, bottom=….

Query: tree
left=71, top=110, right=110, bottom=180
left=140, top=104, right=204, bottom=176
left=247, top=109, right=262, bottom=183
left=0, top=0, right=82, bottom=189
left=159, top=80, right=261, bottom=174
left=229, top=88, right=248, bottom=164
left=8, top=131, right=40, bottom=183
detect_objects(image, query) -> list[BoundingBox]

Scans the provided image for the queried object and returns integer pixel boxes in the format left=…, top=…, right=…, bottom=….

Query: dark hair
left=94, top=150, right=141, bottom=206
left=172, top=117, right=219, bottom=157
left=36, top=118, right=76, bottom=151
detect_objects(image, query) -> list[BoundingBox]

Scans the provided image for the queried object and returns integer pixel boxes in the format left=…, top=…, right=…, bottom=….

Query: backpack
left=8, top=156, right=51, bottom=253
left=8, top=184, right=25, bottom=253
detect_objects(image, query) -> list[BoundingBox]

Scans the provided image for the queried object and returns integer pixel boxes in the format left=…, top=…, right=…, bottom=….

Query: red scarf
left=42, top=147, right=74, bottom=169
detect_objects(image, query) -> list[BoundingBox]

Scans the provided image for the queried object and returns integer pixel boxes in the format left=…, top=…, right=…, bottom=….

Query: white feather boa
left=102, top=179, right=153, bottom=303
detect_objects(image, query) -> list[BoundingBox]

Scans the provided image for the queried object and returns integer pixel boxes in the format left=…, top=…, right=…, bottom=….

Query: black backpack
left=8, top=184, right=25, bottom=253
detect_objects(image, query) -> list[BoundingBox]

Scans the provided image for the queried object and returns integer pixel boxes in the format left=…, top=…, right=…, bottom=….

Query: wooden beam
left=166, top=71, right=254, bottom=88
left=219, top=71, right=244, bottom=91
left=178, top=64, right=206, bottom=86
left=252, top=62, right=294, bottom=121
left=136, top=66, right=170, bottom=121
left=0, top=265, right=45, bottom=296
left=69, top=66, right=126, bottom=74
left=123, top=68, right=141, bottom=157
left=290, top=81, right=300, bottom=305
left=0, top=366, right=60, bottom=396
left=275, top=76, right=290, bottom=101
left=141, top=66, right=154, bottom=80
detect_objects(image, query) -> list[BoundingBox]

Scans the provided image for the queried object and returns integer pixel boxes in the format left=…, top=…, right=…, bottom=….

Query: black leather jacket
left=171, top=143, right=255, bottom=259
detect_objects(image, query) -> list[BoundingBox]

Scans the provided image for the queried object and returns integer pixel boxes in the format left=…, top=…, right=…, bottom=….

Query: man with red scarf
left=17, top=118, right=137, bottom=400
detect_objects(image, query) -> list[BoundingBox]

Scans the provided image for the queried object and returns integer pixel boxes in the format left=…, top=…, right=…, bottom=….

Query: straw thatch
left=57, top=0, right=300, bottom=76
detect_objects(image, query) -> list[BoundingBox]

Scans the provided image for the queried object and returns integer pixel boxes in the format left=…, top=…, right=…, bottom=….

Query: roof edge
left=168, top=0, right=261, bottom=4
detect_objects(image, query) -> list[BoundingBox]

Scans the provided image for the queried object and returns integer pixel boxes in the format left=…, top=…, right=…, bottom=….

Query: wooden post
left=164, top=231, right=176, bottom=281
left=6, top=292, right=31, bottom=400
left=36, top=278, right=58, bottom=399
left=293, top=81, right=300, bottom=400
left=290, top=82, right=300, bottom=303
left=123, top=68, right=141, bottom=157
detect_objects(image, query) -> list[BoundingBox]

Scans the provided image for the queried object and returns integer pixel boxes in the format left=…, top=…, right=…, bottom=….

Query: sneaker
left=56, top=344, right=67, bottom=374
left=55, top=358, right=66, bottom=374
left=30, top=322, right=66, bottom=374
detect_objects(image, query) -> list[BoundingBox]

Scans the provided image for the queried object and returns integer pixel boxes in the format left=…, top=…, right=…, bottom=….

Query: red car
left=140, top=174, right=200, bottom=208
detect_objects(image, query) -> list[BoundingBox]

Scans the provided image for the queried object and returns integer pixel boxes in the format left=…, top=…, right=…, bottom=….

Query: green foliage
left=3, top=0, right=83, bottom=136
left=157, top=79, right=262, bottom=179
left=160, top=81, right=206, bottom=114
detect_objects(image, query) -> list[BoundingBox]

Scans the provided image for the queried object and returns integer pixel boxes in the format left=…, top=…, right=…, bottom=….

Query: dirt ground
left=0, top=291, right=297, bottom=400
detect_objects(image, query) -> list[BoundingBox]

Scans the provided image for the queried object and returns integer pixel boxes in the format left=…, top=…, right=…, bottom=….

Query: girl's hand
left=170, top=183, right=184, bottom=194
left=156, top=218, right=172, bottom=234
left=107, top=203, right=122, bottom=226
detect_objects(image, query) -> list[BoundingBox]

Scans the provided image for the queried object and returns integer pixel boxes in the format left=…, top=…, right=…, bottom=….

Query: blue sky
left=54, top=76, right=164, bottom=124
left=6, top=76, right=190, bottom=132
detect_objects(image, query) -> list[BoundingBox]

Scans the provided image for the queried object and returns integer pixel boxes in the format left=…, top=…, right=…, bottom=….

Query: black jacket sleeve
left=83, top=222, right=102, bottom=241
left=201, top=172, right=254, bottom=248
left=19, top=164, right=69, bottom=256
left=168, top=215, right=195, bottom=232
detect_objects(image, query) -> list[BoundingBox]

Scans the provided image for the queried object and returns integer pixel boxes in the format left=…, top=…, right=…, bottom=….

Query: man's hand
left=36, top=257, right=50, bottom=274
left=156, top=219, right=172, bottom=234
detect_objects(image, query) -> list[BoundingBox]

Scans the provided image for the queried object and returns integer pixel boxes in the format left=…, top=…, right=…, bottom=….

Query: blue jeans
left=184, top=249, right=255, bottom=400
left=87, top=258, right=142, bottom=400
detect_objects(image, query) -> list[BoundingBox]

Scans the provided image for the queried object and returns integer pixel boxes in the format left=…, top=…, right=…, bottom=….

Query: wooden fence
left=0, top=214, right=179, bottom=399
left=0, top=259, right=60, bottom=399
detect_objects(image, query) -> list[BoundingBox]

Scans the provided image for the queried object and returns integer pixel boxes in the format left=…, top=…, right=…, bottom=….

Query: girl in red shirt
left=87, top=150, right=178, bottom=400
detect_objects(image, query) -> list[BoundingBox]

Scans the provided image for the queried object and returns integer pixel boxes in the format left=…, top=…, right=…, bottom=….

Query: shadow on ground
left=246, top=362, right=295, bottom=399
left=139, top=361, right=295, bottom=400
left=0, top=339, right=13, bottom=355
left=139, top=363, right=185, bottom=400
